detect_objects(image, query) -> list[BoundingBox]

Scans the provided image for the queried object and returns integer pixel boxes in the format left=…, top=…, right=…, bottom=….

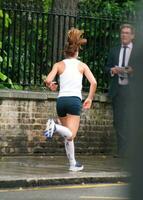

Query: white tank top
left=58, top=58, right=83, bottom=99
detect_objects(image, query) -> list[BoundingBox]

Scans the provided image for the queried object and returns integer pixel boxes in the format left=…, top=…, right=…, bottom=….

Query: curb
left=0, top=175, right=129, bottom=189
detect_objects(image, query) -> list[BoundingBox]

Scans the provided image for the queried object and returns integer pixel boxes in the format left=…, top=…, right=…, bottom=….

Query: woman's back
left=58, top=58, right=83, bottom=99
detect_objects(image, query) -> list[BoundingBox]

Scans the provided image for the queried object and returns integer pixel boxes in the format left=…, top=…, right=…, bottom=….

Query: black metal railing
left=0, top=4, right=140, bottom=91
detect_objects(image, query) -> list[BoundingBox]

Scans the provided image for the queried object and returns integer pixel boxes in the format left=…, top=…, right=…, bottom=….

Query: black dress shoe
left=113, top=154, right=127, bottom=158
left=113, top=154, right=121, bottom=158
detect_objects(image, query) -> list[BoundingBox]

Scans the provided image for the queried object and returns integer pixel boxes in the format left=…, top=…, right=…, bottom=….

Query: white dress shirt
left=118, top=42, right=133, bottom=85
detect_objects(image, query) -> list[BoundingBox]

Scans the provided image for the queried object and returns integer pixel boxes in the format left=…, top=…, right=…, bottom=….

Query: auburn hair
left=64, top=28, right=87, bottom=57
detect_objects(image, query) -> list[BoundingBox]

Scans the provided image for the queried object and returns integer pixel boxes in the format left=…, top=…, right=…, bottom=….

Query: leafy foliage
left=1, top=0, right=52, bottom=11
left=78, top=0, right=135, bottom=17
left=0, top=9, right=22, bottom=89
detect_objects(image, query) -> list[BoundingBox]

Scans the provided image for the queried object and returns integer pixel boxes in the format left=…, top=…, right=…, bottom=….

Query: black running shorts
left=56, top=96, right=82, bottom=117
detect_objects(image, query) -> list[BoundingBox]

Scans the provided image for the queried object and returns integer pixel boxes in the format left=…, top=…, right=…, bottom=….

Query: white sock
left=55, top=124, right=72, bottom=139
left=65, top=139, right=76, bottom=166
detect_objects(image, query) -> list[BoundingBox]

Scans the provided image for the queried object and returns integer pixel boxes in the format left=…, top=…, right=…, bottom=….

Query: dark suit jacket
left=105, top=44, right=135, bottom=98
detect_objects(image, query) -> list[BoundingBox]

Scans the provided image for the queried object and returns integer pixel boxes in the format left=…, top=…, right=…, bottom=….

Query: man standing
left=106, top=24, right=135, bottom=157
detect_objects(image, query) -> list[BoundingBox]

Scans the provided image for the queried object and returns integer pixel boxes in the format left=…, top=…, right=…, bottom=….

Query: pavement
left=0, top=155, right=129, bottom=189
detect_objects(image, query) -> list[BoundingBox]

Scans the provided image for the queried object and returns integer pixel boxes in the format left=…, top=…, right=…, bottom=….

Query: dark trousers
left=112, top=85, right=131, bottom=156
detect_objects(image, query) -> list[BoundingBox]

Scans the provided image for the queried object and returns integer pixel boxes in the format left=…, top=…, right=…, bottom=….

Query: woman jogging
left=44, top=28, right=97, bottom=171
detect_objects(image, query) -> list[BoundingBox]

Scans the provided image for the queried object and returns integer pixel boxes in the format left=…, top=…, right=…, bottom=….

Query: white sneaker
left=69, top=162, right=84, bottom=172
left=44, top=119, right=56, bottom=139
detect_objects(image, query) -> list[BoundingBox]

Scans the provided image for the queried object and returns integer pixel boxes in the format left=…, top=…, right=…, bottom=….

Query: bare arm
left=44, top=63, right=58, bottom=91
left=82, top=63, right=97, bottom=109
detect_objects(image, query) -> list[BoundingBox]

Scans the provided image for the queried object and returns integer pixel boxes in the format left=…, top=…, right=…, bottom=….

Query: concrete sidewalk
left=0, top=155, right=129, bottom=189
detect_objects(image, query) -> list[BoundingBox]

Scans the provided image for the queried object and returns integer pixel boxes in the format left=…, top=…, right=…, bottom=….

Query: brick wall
left=0, top=90, right=116, bottom=156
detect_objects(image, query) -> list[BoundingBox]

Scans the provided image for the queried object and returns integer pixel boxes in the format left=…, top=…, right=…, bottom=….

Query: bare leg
left=59, top=115, right=81, bottom=169
left=45, top=115, right=83, bottom=171
left=59, top=114, right=80, bottom=138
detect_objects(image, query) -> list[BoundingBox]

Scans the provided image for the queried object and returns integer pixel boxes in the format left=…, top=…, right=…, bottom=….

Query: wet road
left=0, top=183, right=129, bottom=200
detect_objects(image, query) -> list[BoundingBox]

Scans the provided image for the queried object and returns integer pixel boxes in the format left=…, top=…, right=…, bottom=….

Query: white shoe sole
left=69, top=165, right=84, bottom=172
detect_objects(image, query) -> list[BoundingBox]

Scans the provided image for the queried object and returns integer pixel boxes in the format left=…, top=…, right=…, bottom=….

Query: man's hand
left=111, top=66, right=124, bottom=75
left=124, top=66, right=133, bottom=74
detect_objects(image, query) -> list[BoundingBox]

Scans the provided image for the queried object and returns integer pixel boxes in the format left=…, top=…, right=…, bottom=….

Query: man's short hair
left=120, top=24, right=135, bottom=34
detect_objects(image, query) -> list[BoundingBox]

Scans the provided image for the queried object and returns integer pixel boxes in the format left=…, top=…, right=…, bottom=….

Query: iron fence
left=0, top=4, right=140, bottom=91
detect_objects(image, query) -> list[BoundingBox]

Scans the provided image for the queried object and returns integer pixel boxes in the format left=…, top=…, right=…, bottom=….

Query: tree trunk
left=52, top=0, right=79, bottom=15
left=48, top=0, right=79, bottom=65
